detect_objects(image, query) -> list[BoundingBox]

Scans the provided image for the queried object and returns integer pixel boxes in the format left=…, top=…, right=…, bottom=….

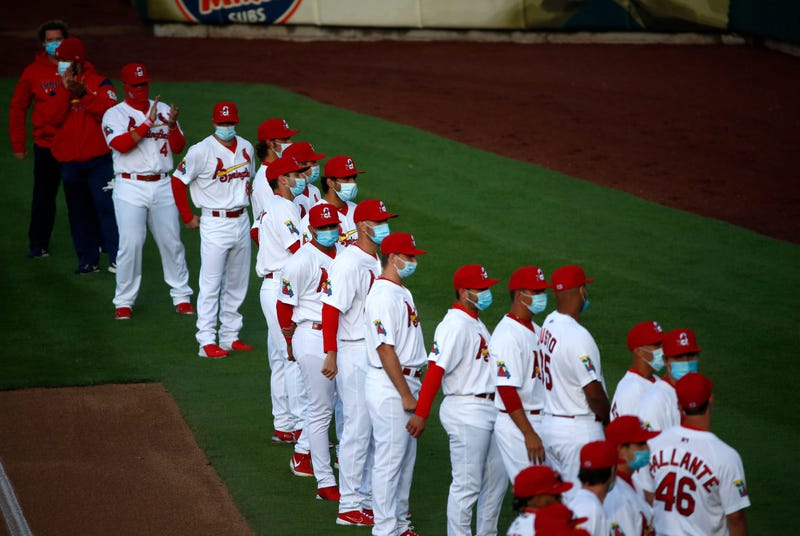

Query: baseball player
left=567, top=440, right=616, bottom=536
left=537, top=265, right=609, bottom=500
left=10, top=20, right=70, bottom=259
left=638, top=328, right=702, bottom=432
left=407, top=263, right=507, bottom=536
left=610, top=321, right=665, bottom=419
left=300, top=155, right=364, bottom=247
left=102, top=62, right=193, bottom=320
left=364, top=232, right=426, bottom=536
left=171, top=101, right=254, bottom=358
left=49, top=37, right=119, bottom=274
left=251, top=117, right=298, bottom=222
left=505, top=466, right=581, bottom=536
left=276, top=203, right=344, bottom=500
left=491, top=266, right=550, bottom=482
left=254, top=155, right=309, bottom=447
left=603, top=415, right=658, bottom=536
left=283, top=141, right=324, bottom=218
left=640, top=373, right=750, bottom=535
left=320, top=198, right=398, bottom=527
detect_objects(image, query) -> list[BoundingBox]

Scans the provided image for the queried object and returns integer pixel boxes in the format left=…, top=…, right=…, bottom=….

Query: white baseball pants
left=439, top=395, right=506, bottom=536
left=538, top=415, right=605, bottom=503
left=494, top=412, right=543, bottom=481
left=195, top=214, right=250, bottom=348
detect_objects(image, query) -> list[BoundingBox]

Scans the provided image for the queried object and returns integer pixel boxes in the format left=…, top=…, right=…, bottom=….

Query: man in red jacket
left=9, top=20, right=70, bottom=259
left=51, top=37, right=119, bottom=274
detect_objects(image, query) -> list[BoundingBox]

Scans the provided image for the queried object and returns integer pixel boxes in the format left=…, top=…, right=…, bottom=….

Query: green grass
left=1, top=78, right=797, bottom=535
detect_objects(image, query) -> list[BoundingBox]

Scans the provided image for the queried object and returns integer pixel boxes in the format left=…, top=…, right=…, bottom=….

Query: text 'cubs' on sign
left=173, top=0, right=302, bottom=25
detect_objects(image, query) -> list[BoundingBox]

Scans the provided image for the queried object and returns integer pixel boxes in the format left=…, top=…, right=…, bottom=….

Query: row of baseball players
left=43, top=37, right=750, bottom=535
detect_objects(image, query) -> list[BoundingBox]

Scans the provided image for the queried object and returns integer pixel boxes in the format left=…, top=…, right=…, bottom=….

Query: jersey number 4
left=160, top=142, right=168, bottom=157
left=654, top=471, right=696, bottom=516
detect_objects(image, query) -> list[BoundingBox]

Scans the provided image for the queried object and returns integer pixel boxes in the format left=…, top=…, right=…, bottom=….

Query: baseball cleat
left=26, top=248, right=49, bottom=259
left=75, top=264, right=99, bottom=275
left=289, top=452, right=314, bottom=477
left=334, top=456, right=339, bottom=469
left=108, top=262, right=116, bottom=274
left=175, top=302, right=195, bottom=315
left=316, top=486, right=341, bottom=501
left=229, top=340, right=254, bottom=351
left=336, top=510, right=374, bottom=526
left=399, top=530, right=420, bottom=536
left=362, top=509, right=374, bottom=518
left=115, top=307, right=132, bottom=320
left=199, top=344, right=229, bottom=359
left=272, top=430, right=295, bottom=444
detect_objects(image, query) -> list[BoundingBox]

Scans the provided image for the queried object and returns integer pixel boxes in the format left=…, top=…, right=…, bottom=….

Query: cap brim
left=585, top=278, right=594, bottom=284
left=283, top=128, right=300, bottom=138
left=475, top=278, right=502, bottom=289
left=570, top=516, right=589, bottom=527
left=308, top=152, right=327, bottom=161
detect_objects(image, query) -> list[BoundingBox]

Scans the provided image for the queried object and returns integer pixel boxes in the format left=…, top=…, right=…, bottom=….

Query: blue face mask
left=469, top=289, right=493, bottom=311
left=315, top=228, right=339, bottom=247
left=644, top=348, right=665, bottom=372
left=45, top=41, right=62, bottom=56
left=308, top=165, right=321, bottom=183
left=57, top=61, right=72, bottom=77
left=335, top=182, right=358, bottom=202
left=215, top=125, right=236, bottom=142
left=396, top=258, right=417, bottom=278
left=276, top=142, right=291, bottom=158
left=369, top=222, right=390, bottom=244
left=581, top=296, right=590, bottom=313
left=290, top=177, right=307, bottom=197
left=628, top=449, right=650, bottom=471
left=670, top=360, right=698, bottom=381
left=527, top=293, right=547, bottom=315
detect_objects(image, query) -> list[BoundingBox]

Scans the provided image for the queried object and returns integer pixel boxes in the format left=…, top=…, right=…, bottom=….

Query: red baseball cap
left=627, top=321, right=664, bottom=351
left=513, top=465, right=572, bottom=497
left=121, top=62, right=151, bottom=85
left=325, top=155, right=365, bottom=178
left=353, top=199, right=397, bottom=223
left=283, top=141, right=326, bottom=163
left=453, top=264, right=500, bottom=290
left=534, top=503, right=589, bottom=532
left=605, top=415, right=659, bottom=445
left=266, top=156, right=308, bottom=181
left=662, top=328, right=702, bottom=358
left=676, top=372, right=713, bottom=410
left=381, top=233, right=426, bottom=256
left=257, top=118, right=299, bottom=141
left=508, top=266, right=551, bottom=291
left=551, top=265, right=593, bottom=292
left=309, top=203, right=340, bottom=228
left=212, top=101, right=239, bottom=123
left=579, top=440, right=617, bottom=470
left=55, top=37, right=85, bottom=62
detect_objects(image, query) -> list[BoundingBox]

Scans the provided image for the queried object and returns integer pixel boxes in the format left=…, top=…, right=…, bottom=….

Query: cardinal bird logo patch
left=242, top=148, right=251, bottom=163
left=735, top=480, right=748, bottom=497
left=496, top=361, right=511, bottom=379
left=406, top=302, right=419, bottom=327
left=127, top=116, right=136, bottom=131
left=580, top=355, right=595, bottom=373
left=316, top=268, right=329, bottom=295
left=213, top=158, right=225, bottom=180
left=281, top=278, right=294, bottom=297
left=284, top=220, right=299, bottom=236
left=374, top=320, right=386, bottom=336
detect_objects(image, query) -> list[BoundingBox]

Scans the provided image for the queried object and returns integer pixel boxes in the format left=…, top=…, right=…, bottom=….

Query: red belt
left=475, top=393, right=495, bottom=401
left=402, top=367, right=423, bottom=378
left=311, top=322, right=322, bottom=330
left=211, top=208, right=245, bottom=218
left=501, top=409, right=542, bottom=415
left=264, top=273, right=273, bottom=279
left=121, top=172, right=163, bottom=182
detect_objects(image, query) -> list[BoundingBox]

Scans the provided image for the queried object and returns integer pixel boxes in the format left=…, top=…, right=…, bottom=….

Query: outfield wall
left=136, top=0, right=800, bottom=44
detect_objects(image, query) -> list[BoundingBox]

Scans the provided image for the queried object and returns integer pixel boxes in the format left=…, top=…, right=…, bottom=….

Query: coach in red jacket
left=9, top=20, right=71, bottom=259
left=50, top=37, right=119, bottom=274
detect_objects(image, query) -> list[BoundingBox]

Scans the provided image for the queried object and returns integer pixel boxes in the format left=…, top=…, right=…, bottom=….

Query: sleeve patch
left=177, top=160, right=187, bottom=174
left=103, top=125, right=113, bottom=136
left=281, top=278, right=294, bottom=297
left=321, top=279, right=332, bottom=296
left=284, top=220, right=299, bottom=236
left=580, top=355, right=596, bottom=373
left=496, top=361, right=511, bottom=379
left=735, top=479, right=748, bottom=497
left=610, top=522, right=625, bottom=536
left=374, top=319, right=386, bottom=336
left=431, top=341, right=440, bottom=355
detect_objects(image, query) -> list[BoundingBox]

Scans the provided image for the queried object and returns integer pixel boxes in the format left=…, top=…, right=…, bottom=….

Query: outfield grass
left=1, top=78, right=797, bottom=535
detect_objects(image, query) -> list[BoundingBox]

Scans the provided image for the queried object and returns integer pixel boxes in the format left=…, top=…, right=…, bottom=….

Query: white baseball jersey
left=293, top=183, right=322, bottom=219
left=320, top=244, right=380, bottom=341
left=364, top=278, right=426, bottom=369
left=250, top=162, right=270, bottom=221
left=604, top=472, right=654, bottom=536
left=428, top=305, right=494, bottom=395
left=505, top=510, right=535, bottom=536
left=638, top=379, right=679, bottom=431
left=611, top=369, right=657, bottom=420
left=640, top=426, right=751, bottom=536
left=102, top=100, right=180, bottom=176
left=568, top=488, right=608, bottom=536
left=255, top=193, right=302, bottom=278
left=277, top=241, right=342, bottom=323
left=490, top=314, right=544, bottom=412
left=539, top=311, right=606, bottom=416
left=300, top=199, right=357, bottom=246
left=173, top=135, right=254, bottom=210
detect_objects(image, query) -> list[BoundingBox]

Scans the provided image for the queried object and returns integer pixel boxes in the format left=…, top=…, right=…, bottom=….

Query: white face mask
left=57, top=61, right=72, bottom=77
left=276, top=142, right=292, bottom=157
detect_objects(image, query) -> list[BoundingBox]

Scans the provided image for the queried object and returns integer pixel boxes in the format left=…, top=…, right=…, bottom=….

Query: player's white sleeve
left=569, top=336, right=602, bottom=389
left=276, top=253, right=305, bottom=307
left=274, top=202, right=303, bottom=250
left=489, top=329, right=524, bottom=389
left=718, top=446, right=751, bottom=515
left=365, top=288, right=398, bottom=349
left=321, top=257, right=357, bottom=314
left=173, top=143, right=205, bottom=185
left=428, top=316, right=468, bottom=373
left=101, top=106, right=125, bottom=148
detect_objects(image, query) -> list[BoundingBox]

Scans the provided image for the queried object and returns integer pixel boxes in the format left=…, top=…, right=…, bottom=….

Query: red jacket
left=8, top=51, right=71, bottom=152
left=50, top=65, right=118, bottom=163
